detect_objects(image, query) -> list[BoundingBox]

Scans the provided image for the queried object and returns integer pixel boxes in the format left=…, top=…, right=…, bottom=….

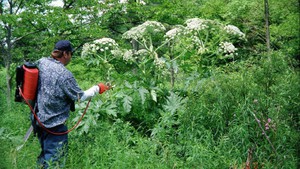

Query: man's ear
left=63, top=51, right=68, bottom=58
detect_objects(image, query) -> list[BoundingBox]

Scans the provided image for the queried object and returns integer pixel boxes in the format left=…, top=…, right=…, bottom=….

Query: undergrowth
left=0, top=53, right=299, bottom=168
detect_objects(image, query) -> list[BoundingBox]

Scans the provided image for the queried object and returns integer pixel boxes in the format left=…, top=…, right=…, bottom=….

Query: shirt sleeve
left=80, top=85, right=100, bottom=101
left=61, top=75, right=84, bottom=101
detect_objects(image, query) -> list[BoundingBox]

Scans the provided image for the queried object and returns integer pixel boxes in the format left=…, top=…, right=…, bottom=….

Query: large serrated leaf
left=123, top=95, right=133, bottom=113
left=105, top=103, right=118, bottom=117
left=163, top=92, right=186, bottom=114
left=151, top=89, right=157, bottom=102
left=139, top=87, right=149, bottom=104
left=125, top=81, right=132, bottom=89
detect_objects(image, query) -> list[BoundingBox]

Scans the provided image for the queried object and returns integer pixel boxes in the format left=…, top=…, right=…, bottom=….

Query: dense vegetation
left=1, top=0, right=299, bottom=168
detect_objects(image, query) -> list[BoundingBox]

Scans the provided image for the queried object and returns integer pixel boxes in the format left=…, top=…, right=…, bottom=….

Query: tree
left=0, top=0, right=111, bottom=105
left=1, top=0, right=29, bottom=106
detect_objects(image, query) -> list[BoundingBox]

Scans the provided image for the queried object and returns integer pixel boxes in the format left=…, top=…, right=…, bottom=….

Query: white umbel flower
left=165, top=26, right=185, bottom=39
left=219, top=42, right=237, bottom=54
left=154, top=58, right=166, bottom=68
left=224, top=25, right=245, bottom=38
left=185, top=18, right=209, bottom=31
left=94, top=38, right=118, bottom=47
left=81, top=38, right=119, bottom=57
left=123, top=21, right=166, bottom=40
left=136, top=49, right=149, bottom=57
left=123, top=50, right=134, bottom=61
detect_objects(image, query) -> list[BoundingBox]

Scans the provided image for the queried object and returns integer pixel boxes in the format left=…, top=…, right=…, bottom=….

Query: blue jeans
left=36, top=124, right=68, bottom=169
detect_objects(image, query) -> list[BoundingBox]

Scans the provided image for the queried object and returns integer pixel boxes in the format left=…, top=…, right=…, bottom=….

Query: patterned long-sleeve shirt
left=37, top=57, right=84, bottom=128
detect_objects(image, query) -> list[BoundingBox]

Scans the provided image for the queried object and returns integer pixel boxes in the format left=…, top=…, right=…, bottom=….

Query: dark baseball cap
left=54, top=40, right=74, bottom=52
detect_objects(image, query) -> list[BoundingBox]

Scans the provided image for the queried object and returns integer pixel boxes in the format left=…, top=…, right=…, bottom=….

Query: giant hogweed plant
left=74, top=18, right=245, bottom=134
left=81, top=18, right=245, bottom=88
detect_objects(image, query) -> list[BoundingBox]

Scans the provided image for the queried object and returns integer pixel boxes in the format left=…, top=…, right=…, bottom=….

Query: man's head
left=51, top=40, right=74, bottom=66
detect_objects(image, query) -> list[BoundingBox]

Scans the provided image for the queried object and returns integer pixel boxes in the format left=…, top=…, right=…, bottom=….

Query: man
left=34, top=40, right=110, bottom=168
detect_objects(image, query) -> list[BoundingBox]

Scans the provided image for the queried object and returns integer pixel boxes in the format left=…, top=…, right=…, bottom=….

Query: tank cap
left=24, top=62, right=37, bottom=68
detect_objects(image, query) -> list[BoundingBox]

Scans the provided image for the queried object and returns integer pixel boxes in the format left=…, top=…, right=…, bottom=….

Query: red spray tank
left=22, top=64, right=39, bottom=101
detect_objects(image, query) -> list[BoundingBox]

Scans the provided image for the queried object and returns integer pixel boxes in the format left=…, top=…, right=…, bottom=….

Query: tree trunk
left=4, top=23, right=12, bottom=107
left=5, top=64, right=11, bottom=106
left=3, top=0, right=13, bottom=106
left=264, top=0, right=271, bottom=52
left=4, top=38, right=12, bottom=107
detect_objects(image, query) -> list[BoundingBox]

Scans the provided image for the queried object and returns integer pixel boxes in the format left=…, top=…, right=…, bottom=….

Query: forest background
left=0, top=0, right=299, bottom=168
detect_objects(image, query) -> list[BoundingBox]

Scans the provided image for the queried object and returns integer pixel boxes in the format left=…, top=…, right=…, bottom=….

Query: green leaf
left=139, top=87, right=149, bottom=104
left=125, top=81, right=132, bottom=89
left=123, top=95, right=133, bottom=113
left=105, top=103, right=118, bottom=117
left=163, top=92, right=186, bottom=115
left=151, top=89, right=157, bottom=102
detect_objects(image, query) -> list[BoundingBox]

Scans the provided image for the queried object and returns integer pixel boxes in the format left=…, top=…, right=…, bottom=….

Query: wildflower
left=111, top=49, right=123, bottom=57
left=81, top=43, right=91, bottom=57
left=265, top=122, right=269, bottom=130
left=154, top=58, right=166, bottom=68
left=139, top=0, right=146, bottom=5
left=123, top=21, right=166, bottom=40
left=119, top=0, right=145, bottom=5
left=185, top=18, right=209, bottom=31
left=136, top=49, right=149, bottom=57
left=164, top=26, right=185, bottom=39
left=224, top=25, right=245, bottom=39
left=81, top=38, right=119, bottom=57
left=94, top=38, right=118, bottom=47
left=198, top=46, right=207, bottom=54
left=123, top=50, right=134, bottom=61
left=119, top=0, right=128, bottom=3
left=219, top=42, right=237, bottom=54
left=264, top=118, right=273, bottom=130
left=123, top=26, right=143, bottom=40
left=190, top=36, right=207, bottom=54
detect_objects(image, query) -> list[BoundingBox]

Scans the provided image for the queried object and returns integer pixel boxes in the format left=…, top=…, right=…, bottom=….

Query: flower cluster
left=81, top=38, right=118, bottom=57
left=185, top=18, right=209, bottom=31
left=111, top=49, right=123, bottom=58
left=190, top=36, right=207, bottom=54
left=264, top=118, right=275, bottom=130
left=198, top=46, right=208, bottom=54
left=219, top=42, right=237, bottom=55
left=154, top=57, right=166, bottom=69
left=136, top=49, right=149, bottom=57
left=94, top=38, right=118, bottom=46
left=224, top=25, right=245, bottom=39
left=164, top=26, right=185, bottom=40
left=122, top=21, right=166, bottom=40
left=119, top=0, right=146, bottom=5
left=123, top=50, right=134, bottom=62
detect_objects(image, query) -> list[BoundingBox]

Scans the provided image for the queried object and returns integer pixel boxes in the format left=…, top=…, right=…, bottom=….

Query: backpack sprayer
left=15, top=62, right=39, bottom=104
left=15, top=62, right=91, bottom=140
